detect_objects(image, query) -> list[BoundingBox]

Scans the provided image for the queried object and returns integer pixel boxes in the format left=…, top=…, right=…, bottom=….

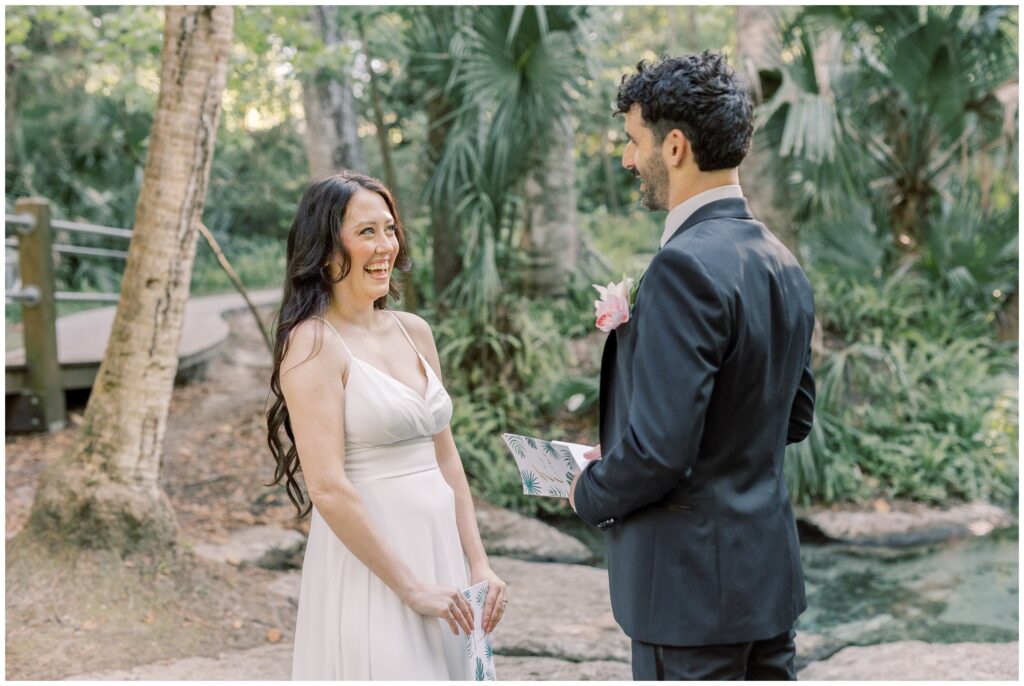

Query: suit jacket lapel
left=598, top=329, right=617, bottom=438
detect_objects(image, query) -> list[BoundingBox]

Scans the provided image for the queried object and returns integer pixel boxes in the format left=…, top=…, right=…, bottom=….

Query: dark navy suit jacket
left=573, top=197, right=815, bottom=647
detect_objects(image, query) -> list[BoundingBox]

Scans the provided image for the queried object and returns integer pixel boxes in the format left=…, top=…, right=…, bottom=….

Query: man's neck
left=666, top=168, right=740, bottom=210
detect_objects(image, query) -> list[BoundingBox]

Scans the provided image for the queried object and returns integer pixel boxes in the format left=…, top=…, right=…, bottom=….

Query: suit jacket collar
left=663, top=197, right=754, bottom=247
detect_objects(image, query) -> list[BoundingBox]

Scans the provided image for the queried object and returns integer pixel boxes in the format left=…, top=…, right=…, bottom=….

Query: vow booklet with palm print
left=500, top=433, right=594, bottom=498
left=461, top=580, right=496, bottom=681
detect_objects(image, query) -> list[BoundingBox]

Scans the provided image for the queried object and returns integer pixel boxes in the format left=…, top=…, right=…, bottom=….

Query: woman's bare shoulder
left=390, top=310, right=436, bottom=345
left=282, top=318, right=347, bottom=376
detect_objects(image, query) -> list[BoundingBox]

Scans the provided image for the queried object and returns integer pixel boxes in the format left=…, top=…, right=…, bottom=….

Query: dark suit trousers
left=631, top=629, right=797, bottom=681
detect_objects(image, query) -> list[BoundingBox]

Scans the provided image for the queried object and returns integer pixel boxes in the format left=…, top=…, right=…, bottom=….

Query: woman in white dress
left=267, top=172, right=508, bottom=679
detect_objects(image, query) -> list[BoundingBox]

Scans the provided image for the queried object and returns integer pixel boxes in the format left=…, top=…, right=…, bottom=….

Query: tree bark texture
left=522, top=116, right=578, bottom=297
left=427, top=98, right=461, bottom=303
left=302, top=6, right=367, bottom=177
left=736, top=5, right=795, bottom=248
left=26, top=5, right=234, bottom=554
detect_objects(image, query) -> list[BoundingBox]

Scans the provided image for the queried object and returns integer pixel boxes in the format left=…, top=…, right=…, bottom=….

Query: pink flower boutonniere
left=592, top=275, right=641, bottom=332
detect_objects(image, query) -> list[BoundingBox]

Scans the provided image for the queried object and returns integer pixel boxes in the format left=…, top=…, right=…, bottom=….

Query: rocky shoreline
left=68, top=499, right=1017, bottom=681
left=795, top=500, right=1016, bottom=547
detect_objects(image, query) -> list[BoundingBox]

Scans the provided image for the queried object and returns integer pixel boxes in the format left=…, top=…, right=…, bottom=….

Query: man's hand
left=569, top=444, right=601, bottom=511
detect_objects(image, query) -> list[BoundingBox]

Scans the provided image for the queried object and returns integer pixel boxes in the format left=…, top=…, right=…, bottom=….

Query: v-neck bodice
left=315, top=314, right=453, bottom=481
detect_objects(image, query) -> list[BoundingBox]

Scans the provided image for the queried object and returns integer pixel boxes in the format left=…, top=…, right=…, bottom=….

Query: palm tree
left=407, top=6, right=587, bottom=312
left=22, top=5, right=234, bottom=555
left=757, top=6, right=1018, bottom=253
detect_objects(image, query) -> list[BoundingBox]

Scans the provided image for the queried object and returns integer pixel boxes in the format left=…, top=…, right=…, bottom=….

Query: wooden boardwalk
left=5, top=288, right=281, bottom=394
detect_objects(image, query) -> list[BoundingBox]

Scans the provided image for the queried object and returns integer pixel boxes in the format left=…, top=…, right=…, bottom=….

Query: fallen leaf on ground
left=232, top=618, right=243, bottom=629
left=143, top=612, right=155, bottom=625
left=81, top=620, right=98, bottom=630
left=873, top=498, right=892, bottom=513
left=266, top=628, right=282, bottom=643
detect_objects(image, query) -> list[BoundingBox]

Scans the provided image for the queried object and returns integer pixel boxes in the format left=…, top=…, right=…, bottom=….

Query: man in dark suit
left=569, top=52, right=816, bottom=680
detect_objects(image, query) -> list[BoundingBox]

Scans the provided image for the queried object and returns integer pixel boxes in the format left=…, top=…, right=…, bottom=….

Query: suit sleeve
left=573, top=248, right=730, bottom=527
left=786, top=346, right=815, bottom=445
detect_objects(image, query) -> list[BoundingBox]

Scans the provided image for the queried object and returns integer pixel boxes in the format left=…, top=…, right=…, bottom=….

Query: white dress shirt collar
left=660, top=184, right=745, bottom=248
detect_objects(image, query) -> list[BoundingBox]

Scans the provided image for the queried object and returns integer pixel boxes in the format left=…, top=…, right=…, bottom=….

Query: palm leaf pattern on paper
left=547, top=485, right=566, bottom=497
left=566, top=470, right=577, bottom=485
left=476, top=657, right=486, bottom=681
left=526, top=437, right=537, bottom=449
left=562, top=450, right=577, bottom=469
left=476, top=586, right=487, bottom=605
left=542, top=441, right=558, bottom=460
left=521, top=470, right=540, bottom=495
left=506, top=435, right=526, bottom=459
left=485, top=636, right=493, bottom=660
left=465, top=634, right=475, bottom=658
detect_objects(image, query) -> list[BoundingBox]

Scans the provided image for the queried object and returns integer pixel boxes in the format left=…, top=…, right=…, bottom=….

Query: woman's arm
left=280, top=319, right=474, bottom=636
left=399, top=312, right=509, bottom=633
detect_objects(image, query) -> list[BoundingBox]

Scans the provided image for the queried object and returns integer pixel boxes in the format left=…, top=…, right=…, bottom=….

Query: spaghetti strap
left=386, top=311, right=422, bottom=357
left=315, top=317, right=353, bottom=356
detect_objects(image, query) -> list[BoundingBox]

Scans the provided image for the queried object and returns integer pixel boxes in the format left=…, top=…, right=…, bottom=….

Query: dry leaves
left=265, top=628, right=282, bottom=643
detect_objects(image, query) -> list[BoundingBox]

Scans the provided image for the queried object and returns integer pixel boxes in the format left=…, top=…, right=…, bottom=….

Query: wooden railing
left=5, top=197, right=131, bottom=431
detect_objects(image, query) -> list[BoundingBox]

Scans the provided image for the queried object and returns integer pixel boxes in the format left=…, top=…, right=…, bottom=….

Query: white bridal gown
left=291, top=313, right=474, bottom=680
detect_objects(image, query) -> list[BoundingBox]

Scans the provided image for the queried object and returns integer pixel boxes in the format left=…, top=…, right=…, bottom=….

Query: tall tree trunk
left=356, top=16, right=398, bottom=203
left=427, top=99, right=461, bottom=304
left=24, top=5, right=233, bottom=554
left=522, top=116, right=578, bottom=297
left=302, top=6, right=367, bottom=177
left=736, top=6, right=795, bottom=248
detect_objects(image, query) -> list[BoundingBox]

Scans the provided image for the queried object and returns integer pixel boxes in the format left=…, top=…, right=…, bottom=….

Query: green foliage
left=190, top=233, right=286, bottom=295
left=786, top=269, right=1019, bottom=507
left=435, top=295, right=573, bottom=516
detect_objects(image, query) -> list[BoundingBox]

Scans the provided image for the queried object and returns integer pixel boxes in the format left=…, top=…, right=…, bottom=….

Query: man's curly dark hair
left=616, top=51, right=753, bottom=171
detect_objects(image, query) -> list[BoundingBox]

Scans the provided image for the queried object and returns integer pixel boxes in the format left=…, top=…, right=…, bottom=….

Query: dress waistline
left=345, top=437, right=438, bottom=484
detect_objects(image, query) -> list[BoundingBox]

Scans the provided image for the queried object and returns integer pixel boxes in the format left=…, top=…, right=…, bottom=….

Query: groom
left=569, top=52, right=816, bottom=680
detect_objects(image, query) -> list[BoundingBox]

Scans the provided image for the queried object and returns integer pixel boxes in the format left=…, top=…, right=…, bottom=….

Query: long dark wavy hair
left=267, top=171, right=411, bottom=516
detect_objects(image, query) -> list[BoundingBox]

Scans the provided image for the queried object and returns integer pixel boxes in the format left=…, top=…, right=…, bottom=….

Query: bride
left=266, top=171, right=507, bottom=679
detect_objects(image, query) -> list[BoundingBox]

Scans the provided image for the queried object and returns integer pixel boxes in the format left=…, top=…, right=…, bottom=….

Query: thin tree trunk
left=197, top=222, right=273, bottom=353
left=687, top=7, right=699, bottom=52
left=602, top=131, right=620, bottom=211
left=522, top=116, right=578, bottom=297
left=25, top=5, right=234, bottom=554
left=301, top=78, right=334, bottom=179
left=356, top=16, right=398, bottom=204
left=427, top=99, right=461, bottom=304
left=353, top=15, right=417, bottom=310
left=736, top=5, right=795, bottom=248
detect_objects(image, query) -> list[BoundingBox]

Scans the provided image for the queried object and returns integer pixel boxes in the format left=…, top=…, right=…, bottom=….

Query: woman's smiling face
left=332, top=188, right=400, bottom=303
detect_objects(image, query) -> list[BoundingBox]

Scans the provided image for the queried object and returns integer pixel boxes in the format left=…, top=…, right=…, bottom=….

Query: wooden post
left=15, top=197, right=65, bottom=431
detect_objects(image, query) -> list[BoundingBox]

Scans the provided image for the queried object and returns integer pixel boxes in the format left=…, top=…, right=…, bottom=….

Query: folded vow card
left=461, top=580, right=496, bottom=681
left=501, top=433, right=594, bottom=498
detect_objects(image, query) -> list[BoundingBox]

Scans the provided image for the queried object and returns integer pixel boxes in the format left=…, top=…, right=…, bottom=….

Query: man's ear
left=662, top=129, right=688, bottom=169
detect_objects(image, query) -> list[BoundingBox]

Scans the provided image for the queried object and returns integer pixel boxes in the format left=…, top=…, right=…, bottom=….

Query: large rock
left=192, top=526, right=305, bottom=568
left=797, top=501, right=1015, bottom=546
left=475, top=502, right=593, bottom=563
left=489, top=556, right=630, bottom=663
left=798, top=641, right=1018, bottom=680
left=497, top=655, right=633, bottom=680
left=66, top=644, right=293, bottom=680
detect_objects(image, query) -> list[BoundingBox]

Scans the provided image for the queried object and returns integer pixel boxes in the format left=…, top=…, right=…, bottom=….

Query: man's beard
left=636, top=159, right=669, bottom=211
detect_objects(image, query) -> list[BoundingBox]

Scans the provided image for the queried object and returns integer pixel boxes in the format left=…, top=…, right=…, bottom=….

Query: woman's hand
left=471, top=564, right=509, bottom=633
left=402, top=582, right=475, bottom=636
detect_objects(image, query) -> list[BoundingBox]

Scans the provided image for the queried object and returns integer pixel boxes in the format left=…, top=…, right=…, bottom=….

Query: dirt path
left=6, top=305, right=305, bottom=680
